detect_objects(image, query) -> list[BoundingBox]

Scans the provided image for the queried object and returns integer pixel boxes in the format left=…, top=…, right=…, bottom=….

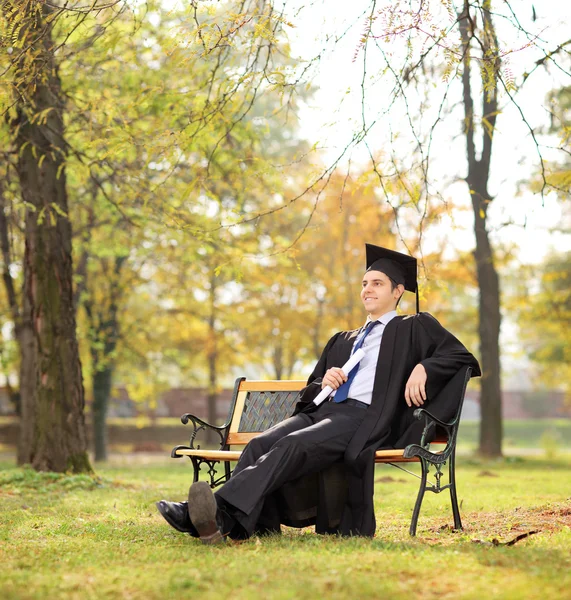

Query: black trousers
left=214, top=401, right=367, bottom=538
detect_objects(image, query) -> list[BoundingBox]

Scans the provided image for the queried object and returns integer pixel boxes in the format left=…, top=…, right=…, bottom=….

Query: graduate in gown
left=156, top=244, right=481, bottom=543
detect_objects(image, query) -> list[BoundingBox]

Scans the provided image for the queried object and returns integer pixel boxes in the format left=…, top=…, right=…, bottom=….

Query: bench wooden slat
left=226, top=433, right=447, bottom=447
left=228, top=391, right=249, bottom=434
left=173, top=447, right=441, bottom=464
left=226, top=432, right=259, bottom=445
left=375, top=449, right=406, bottom=458
left=238, top=381, right=306, bottom=392
left=174, top=449, right=243, bottom=460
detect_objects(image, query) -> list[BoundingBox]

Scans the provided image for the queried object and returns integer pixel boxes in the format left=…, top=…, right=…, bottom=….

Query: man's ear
left=395, top=284, right=405, bottom=300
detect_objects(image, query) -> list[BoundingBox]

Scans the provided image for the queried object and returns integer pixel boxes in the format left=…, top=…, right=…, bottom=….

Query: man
left=157, top=244, right=481, bottom=543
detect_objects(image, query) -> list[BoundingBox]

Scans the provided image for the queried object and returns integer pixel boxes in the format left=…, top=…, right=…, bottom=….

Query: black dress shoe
left=156, top=500, right=198, bottom=536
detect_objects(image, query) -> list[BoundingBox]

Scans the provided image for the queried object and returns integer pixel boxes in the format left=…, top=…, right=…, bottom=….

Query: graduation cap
left=365, top=244, right=419, bottom=313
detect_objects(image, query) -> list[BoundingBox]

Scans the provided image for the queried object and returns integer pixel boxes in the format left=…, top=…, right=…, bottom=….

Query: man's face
left=360, top=270, right=403, bottom=317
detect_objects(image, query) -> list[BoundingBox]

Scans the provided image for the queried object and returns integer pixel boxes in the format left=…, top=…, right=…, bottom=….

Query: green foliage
left=540, top=428, right=562, bottom=460
left=511, top=253, right=571, bottom=398
left=1, top=0, right=318, bottom=404
left=0, top=465, right=104, bottom=493
left=529, top=85, right=571, bottom=197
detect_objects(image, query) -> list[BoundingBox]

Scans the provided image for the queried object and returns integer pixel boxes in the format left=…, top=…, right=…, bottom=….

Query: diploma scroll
left=312, top=348, right=366, bottom=406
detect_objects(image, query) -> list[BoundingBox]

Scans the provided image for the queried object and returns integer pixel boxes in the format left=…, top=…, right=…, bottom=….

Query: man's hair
left=387, top=276, right=404, bottom=308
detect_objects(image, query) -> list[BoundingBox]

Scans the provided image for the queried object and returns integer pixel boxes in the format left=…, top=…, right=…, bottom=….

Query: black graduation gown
left=273, top=312, right=481, bottom=537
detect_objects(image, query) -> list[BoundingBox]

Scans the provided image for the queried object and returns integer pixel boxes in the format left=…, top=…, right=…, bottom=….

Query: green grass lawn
left=1, top=456, right=570, bottom=600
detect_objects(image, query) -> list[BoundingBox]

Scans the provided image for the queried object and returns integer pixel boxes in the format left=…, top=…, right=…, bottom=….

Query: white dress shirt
left=331, top=310, right=397, bottom=405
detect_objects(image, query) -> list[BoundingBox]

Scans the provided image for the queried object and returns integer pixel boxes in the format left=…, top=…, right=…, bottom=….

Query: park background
left=0, top=1, right=570, bottom=599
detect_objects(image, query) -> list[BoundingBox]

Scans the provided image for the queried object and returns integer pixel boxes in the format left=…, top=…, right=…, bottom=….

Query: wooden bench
left=171, top=365, right=472, bottom=536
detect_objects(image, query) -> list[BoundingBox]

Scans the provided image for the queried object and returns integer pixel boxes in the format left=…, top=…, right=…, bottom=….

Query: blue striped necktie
left=334, top=320, right=380, bottom=403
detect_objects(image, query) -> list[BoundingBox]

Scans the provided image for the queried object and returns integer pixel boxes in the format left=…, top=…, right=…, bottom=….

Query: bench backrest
left=225, top=379, right=305, bottom=446
left=223, top=367, right=473, bottom=448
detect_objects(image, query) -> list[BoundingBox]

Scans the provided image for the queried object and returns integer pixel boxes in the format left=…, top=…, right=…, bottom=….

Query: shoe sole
left=187, top=482, right=224, bottom=545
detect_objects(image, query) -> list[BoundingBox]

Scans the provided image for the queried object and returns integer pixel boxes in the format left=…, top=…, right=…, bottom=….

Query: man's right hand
left=322, top=367, right=348, bottom=390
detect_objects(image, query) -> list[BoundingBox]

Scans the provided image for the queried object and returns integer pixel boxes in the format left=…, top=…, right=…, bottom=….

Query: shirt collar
left=365, top=310, right=397, bottom=327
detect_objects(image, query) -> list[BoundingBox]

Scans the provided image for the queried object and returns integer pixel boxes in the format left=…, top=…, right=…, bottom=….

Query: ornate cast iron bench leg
left=403, top=366, right=472, bottom=535
left=409, top=457, right=429, bottom=537
left=191, top=457, right=200, bottom=483
left=449, top=448, right=462, bottom=530
left=407, top=452, right=462, bottom=536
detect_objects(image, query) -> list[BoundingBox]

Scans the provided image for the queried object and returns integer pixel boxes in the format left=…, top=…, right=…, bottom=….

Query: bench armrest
left=412, top=408, right=455, bottom=430
left=180, top=413, right=230, bottom=450
left=181, top=413, right=229, bottom=430
left=403, top=408, right=460, bottom=463
left=403, top=443, right=448, bottom=462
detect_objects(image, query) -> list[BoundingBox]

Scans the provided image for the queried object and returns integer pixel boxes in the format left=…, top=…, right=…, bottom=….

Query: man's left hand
left=405, top=364, right=427, bottom=407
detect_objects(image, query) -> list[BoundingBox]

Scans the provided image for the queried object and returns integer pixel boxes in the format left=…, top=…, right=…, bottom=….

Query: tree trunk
left=5, top=0, right=91, bottom=472
left=84, top=256, right=125, bottom=462
left=207, top=271, right=218, bottom=442
left=17, top=290, right=35, bottom=465
left=459, top=3, right=503, bottom=457
left=312, top=297, right=325, bottom=360
left=470, top=187, right=503, bottom=457
left=92, top=366, right=113, bottom=462
left=0, top=181, right=35, bottom=460
left=341, top=208, right=354, bottom=327
left=272, top=342, right=283, bottom=379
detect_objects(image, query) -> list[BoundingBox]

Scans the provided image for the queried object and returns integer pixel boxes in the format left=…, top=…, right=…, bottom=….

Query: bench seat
left=172, top=447, right=443, bottom=463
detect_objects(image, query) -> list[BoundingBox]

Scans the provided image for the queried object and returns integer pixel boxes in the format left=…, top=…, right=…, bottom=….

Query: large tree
left=2, top=0, right=90, bottom=471
left=457, top=1, right=502, bottom=456
left=1, top=0, right=310, bottom=460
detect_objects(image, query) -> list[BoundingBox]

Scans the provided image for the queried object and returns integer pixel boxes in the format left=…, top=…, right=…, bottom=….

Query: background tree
left=2, top=0, right=90, bottom=472
left=543, top=85, right=571, bottom=193
left=456, top=2, right=502, bottom=456
left=1, top=0, right=314, bottom=461
left=0, top=168, right=22, bottom=415
left=514, top=81, right=571, bottom=404
left=236, top=163, right=452, bottom=377
left=513, top=252, right=571, bottom=400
